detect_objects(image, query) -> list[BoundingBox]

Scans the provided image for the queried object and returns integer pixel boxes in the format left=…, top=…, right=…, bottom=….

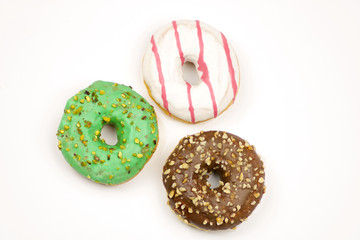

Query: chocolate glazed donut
left=162, top=131, right=265, bottom=230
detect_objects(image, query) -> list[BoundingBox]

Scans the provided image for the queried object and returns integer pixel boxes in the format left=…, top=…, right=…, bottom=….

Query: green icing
left=57, top=80, right=159, bottom=185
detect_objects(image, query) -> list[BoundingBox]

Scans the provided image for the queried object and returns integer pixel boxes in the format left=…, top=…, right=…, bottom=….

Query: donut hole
left=100, top=124, right=118, bottom=146
left=182, top=61, right=201, bottom=86
left=206, top=170, right=221, bottom=189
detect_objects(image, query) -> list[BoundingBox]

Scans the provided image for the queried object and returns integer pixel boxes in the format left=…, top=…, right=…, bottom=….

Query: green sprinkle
left=151, top=123, right=155, bottom=134
left=102, top=116, right=111, bottom=123
left=73, top=107, right=83, bottom=115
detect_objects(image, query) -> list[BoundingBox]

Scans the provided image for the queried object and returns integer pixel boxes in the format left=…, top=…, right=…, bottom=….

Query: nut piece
left=216, top=217, right=224, bottom=225
left=258, top=177, right=264, bottom=183
left=179, top=163, right=189, bottom=169
left=168, top=190, right=175, bottom=198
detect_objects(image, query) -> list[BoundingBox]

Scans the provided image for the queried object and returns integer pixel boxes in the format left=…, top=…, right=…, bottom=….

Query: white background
left=1, top=0, right=359, bottom=239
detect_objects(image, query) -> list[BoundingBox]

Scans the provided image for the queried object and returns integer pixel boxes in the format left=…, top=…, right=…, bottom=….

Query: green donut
left=56, top=80, right=159, bottom=185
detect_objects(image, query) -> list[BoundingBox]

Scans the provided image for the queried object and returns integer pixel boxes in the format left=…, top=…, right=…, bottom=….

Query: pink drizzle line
left=151, top=35, right=170, bottom=114
left=186, top=83, right=195, bottom=123
left=172, top=21, right=185, bottom=65
left=172, top=20, right=195, bottom=123
left=221, top=32, right=238, bottom=102
left=196, top=20, right=218, bottom=118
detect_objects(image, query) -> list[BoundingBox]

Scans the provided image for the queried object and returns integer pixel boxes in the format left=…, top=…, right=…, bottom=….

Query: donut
left=57, top=80, right=159, bottom=185
left=162, top=131, right=265, bottom=230
left=143, top=20, right=240, bottom=124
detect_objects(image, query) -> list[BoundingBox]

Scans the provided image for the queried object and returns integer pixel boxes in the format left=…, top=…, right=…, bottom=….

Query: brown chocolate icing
left=163, top=131, right=265, bottom=230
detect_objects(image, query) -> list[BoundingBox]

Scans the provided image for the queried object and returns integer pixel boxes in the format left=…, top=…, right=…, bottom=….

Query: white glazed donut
left=142, top=20, right=240, bottom=123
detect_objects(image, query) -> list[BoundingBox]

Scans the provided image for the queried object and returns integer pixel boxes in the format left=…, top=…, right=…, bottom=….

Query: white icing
left=142, top=20, right=240, bottom=123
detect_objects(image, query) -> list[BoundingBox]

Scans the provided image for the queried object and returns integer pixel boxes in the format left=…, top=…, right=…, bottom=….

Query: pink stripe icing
left=221, top=32, right=238, bottom=102
left=172, top=20, right=195, bottom=123
left=186, top=82, right=195, bottom=123
left=150, top=35, right=170, bottom=113
left=172, top=21, right=185, bottom=65
left=196, top=20, right=218, bottom=118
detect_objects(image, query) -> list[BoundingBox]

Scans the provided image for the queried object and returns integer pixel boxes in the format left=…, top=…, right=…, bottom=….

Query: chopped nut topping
left=176, top=188, right=182, bottom=195
left=223, top=189, right=231, bottom=194
left=162, top=131, right=265, bottom=229
left=179, top=163, right=189, bottom=169
left=253, top=192, right=260, bottom=198
left=205, top=157, right=211, bottom=166
left=216, top=217, right=224, bottom=225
